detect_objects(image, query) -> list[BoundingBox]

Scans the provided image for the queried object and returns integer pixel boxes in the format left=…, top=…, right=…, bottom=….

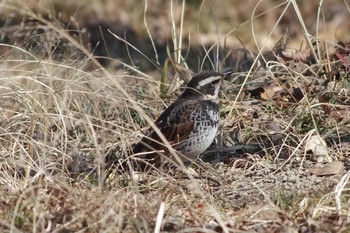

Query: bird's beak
left=222, top=68, right=234, bottom=78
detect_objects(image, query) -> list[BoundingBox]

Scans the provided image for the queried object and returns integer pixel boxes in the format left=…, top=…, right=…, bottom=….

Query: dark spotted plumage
left=131, top=71, right=230, bottom=170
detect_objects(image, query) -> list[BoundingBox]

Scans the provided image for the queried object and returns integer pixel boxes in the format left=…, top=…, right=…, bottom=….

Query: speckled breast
left=175, top=100, right=219, bottom=160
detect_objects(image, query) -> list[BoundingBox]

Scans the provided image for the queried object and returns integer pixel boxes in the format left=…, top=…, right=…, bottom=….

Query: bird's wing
left=131, top=99, right=202, bottom=170
left=155, top=99, right=198, bottom=145
left=133, top=99, right=198, bottom=154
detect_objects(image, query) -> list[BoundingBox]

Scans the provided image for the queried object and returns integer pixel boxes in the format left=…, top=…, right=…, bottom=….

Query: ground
left=0, top=0, right=350, bottom=232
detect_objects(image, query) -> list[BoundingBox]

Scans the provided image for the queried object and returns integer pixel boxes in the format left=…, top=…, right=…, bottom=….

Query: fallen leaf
left=260, top=85, right=284, bottom=100
left=305, top=135, right=328, bottom=158
left=309, top=161, right=344, bottom=176
left=329, top=109, right=350, bottom=121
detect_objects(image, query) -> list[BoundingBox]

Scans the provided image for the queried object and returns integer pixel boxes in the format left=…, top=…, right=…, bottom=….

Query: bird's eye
left=212, top=79, right=220, bottom=85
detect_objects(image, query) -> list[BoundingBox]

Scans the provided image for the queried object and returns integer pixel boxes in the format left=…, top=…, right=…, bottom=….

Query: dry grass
left=1, top=0, right=350, bottom=232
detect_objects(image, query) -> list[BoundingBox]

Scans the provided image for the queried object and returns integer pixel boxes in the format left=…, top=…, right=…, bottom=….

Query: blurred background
left=0, top=0, right=349, bottom=75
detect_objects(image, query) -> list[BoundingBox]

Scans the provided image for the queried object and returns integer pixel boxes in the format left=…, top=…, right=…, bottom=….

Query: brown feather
left=130, top=71, right=228, bottom=171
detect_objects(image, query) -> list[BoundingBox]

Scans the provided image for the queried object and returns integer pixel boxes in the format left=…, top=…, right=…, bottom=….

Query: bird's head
left=181, top=71, right=227, bottom=100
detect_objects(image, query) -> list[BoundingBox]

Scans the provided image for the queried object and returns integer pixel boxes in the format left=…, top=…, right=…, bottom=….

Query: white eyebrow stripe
left=197, top=75, right=222, bottom=87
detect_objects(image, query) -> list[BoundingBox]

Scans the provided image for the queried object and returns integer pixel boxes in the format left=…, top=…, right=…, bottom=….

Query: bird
left=130, top=70, right=231, bottom=170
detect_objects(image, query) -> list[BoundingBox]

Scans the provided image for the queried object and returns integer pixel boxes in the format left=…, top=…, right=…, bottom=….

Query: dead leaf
left=329, top=109, right=350, bottom=121
left=260, top=85, right=284, bottom=100
left=305, top=135, right=328, bottom=158
left=309, top=161, right=344, bottom=176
